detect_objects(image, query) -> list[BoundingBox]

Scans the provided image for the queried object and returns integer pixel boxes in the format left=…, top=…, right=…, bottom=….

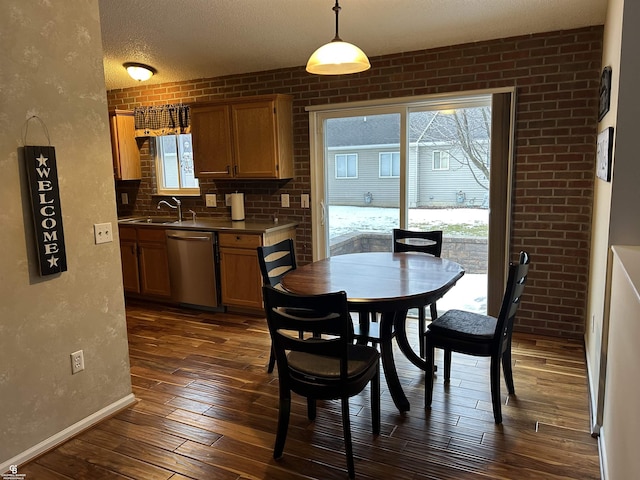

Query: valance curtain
left=133, top=104, right=190, bottom=137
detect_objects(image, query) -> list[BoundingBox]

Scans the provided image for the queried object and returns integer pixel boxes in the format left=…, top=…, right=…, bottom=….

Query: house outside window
left=155, top=134, right=200, bottom=195
left=335, top=153, right=358, bottom=179
left=379, top=152, right=400, bottom=178
left=433, top=150, right=450, bottom=171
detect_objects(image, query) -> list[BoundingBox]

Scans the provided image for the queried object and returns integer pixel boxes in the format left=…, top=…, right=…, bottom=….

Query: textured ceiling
left=98, top=0, right=608, bottom=91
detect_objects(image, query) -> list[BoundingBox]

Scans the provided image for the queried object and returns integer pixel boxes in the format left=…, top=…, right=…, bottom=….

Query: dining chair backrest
left=495, top=251, right=530, bottom=351
left=392, top=228, right=443, bottom=257
left=263, top=285, right=356, bottom=386
left=257, top=239, right=297, bottom=288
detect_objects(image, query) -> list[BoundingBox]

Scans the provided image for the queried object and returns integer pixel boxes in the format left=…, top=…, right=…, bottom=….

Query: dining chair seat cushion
left=288, top=345, right=379, bottom=379
left=428, top=309, right=497, bottom=340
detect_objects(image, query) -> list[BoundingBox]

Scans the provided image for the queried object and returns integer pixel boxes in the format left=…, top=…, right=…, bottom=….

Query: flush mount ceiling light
left=306, top=0, right=370, bottom=75
left=123, top=62, right=157, bottom=82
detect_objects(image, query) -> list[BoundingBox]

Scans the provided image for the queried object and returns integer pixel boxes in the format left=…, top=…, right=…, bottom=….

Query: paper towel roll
left=231, top=193, right=245, bottom=221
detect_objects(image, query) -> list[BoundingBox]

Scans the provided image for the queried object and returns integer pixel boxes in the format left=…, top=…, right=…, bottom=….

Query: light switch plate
left=301, top=194, right=310, bottom=208
left=225, top=194, right=232, bottom=206
left=281, top=193, right=290, bottom=208
left=94, top=222, right=113, bottom=244
left=121, top=192, right=129, bottom=205
left=205, top=194, right=217, bottom=207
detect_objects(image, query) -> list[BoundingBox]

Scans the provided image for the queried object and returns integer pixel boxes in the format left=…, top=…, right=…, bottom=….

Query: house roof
left=325, top=110, right=490, bottom=148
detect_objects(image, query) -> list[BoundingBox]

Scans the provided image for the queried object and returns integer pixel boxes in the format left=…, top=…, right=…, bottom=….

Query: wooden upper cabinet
left=109, top=109, right=141, bottom=180
left=191, top=94, right=294, bottom=180
left=191, top=103, right=234, bottom=177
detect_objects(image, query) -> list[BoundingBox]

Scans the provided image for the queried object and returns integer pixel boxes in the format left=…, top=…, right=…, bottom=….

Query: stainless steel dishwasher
left=166, top=230, right=220, bottom=308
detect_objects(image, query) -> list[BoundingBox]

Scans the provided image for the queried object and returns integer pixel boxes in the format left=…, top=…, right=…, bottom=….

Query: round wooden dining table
left=281, top=251, right=465, bottom=412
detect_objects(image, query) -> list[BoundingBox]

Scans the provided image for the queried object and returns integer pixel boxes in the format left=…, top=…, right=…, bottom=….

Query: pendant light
left=123, top=62, right=157, bottom=82
left=306, top=0, right=370, bottom=75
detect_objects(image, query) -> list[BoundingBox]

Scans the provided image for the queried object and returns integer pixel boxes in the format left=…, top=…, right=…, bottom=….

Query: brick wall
left=331, top=233, right=488, bottom=275
left=108, top=26, right=603, bottom=338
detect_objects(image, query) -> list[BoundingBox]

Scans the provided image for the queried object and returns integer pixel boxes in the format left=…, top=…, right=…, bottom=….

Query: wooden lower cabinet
left=120, top=224, right=294, bottom=309
left=119, top=226, right=171, bottom=299
left=119, top=226, right=140, bottom=294
left=219, top=228, right=295, bottom=310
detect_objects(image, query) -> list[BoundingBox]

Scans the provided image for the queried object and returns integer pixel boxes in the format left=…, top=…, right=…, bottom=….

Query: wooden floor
left=23, top=301, right=601, bottom=479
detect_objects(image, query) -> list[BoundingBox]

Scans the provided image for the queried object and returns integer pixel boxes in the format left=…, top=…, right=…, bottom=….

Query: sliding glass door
left=325, top=113, right=402, bottom=255
left=309, top=90, right=514, bottom=316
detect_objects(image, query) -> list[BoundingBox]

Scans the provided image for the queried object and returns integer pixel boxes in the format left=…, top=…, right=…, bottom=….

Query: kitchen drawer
left=219, top=232, right=261, bottom=249
left=137, top=227, right=167, bottom=243
left=119, top=225, right=137, bottom=241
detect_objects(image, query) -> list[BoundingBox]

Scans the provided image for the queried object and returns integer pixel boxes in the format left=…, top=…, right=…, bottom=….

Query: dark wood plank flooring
left=22, top=301, right=600, bottom=479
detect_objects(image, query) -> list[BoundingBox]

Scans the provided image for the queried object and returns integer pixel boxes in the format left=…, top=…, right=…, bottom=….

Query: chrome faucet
left=157, top=197, right=182, bottom=221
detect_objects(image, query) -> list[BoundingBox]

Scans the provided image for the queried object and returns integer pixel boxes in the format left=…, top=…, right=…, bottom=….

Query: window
left=379, top=152, right=400, bottom=178
left=432, top=150, right=450, bottom=170
left=155, top=134, right=200, bottom=195
left=335, top=153, right=358, bottom=178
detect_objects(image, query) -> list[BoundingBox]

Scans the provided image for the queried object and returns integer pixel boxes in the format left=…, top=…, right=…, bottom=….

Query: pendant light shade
left=306, top=1, right=370, bottom=75
left=123, top=62, right=157, bottom=81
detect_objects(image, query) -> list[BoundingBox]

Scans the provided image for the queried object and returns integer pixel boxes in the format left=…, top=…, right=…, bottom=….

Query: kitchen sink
left=121, top=217, right=178, bottom=224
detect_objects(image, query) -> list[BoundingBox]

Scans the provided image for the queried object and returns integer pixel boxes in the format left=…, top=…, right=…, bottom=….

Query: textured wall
left=108, top=26, right=602, bottom=339
left=0, top=0, right=132, bottom=463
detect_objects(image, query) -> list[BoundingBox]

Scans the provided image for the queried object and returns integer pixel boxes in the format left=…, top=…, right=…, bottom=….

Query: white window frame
left=379, top=151, right=400, bottom=178
left=154, top=134, right=200, bottom=196
left=335, top=153, right=358, bottom=179
left=432, top=150, right=450, bottom=171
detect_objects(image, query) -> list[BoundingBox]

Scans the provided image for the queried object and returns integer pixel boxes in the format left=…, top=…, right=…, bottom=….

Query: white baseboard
left=583, top=338, right=600, bottom=436
left=0, top=393, right=136, bottom=474
left=599, top=425, right=608, bottom=480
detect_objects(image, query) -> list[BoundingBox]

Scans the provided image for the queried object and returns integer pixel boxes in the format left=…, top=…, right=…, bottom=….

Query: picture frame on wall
left=598, top=66, right=612, bottom=122
left=596, top=127, right=614, bottom=182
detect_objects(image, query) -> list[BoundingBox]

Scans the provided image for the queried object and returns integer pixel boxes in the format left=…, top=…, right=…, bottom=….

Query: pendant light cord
left=332, top=0, right=342, bottom=42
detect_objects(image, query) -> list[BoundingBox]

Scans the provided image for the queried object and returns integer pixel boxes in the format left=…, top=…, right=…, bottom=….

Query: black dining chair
left=257, top=239, right=380, bottom=353
left=257, top=238, right=297, bottom=290
left=262, top=285, right=380, bottom=479
left=392, top=228, right=444, bottom=358
left=424, top=251, right=530, bottom=424
left=257, top=239, right=298, bottom=372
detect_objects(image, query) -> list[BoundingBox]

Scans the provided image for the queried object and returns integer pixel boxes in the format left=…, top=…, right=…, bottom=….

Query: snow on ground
left=328, top=206, right=488, bottom=238
left=329, top=206, right=488, bottom=314
left=437, top=273, right=487, bottom=314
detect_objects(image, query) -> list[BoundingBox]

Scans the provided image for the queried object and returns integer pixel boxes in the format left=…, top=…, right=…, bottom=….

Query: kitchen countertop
left=118, top=216, right=297, bottom=234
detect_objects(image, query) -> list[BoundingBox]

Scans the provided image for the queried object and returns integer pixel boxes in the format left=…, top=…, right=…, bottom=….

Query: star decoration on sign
left=36, top=154, right=48, bottom=166
left=47, top=256, right=59, bottom=268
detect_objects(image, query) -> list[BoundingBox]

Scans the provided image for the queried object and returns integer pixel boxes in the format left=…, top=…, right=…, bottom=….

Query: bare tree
left=410, top=107, right=490, bottom=191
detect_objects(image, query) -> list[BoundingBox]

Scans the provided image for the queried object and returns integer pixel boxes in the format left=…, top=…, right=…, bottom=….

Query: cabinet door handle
left=200, top=166, right=231, bottom=175
left=167, top=234, right=210, bottom=242
left=233, top=165, right=238, bottom=176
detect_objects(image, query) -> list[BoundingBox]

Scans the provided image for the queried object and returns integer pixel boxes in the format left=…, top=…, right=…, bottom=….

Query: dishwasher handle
left=166, top=233, right=211, bottom=242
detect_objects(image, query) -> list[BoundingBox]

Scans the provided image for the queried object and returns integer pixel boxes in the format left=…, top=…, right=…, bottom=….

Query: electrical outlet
left=225, top=194, right=232, bottom=206
left=205, top=194, right=217, bottom=207
left=121, top=192, right=129, bottom=205
left=94, top=222, right=113, bottom=244
left=281, top=193, right=290, bottom=207
left=71, top=350, right=85, bottom=374
left=301, top=194, right=310, bottom=208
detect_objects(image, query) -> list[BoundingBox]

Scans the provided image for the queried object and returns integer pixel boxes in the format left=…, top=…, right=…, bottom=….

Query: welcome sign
left=24, top=145, right=67, bottom=276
